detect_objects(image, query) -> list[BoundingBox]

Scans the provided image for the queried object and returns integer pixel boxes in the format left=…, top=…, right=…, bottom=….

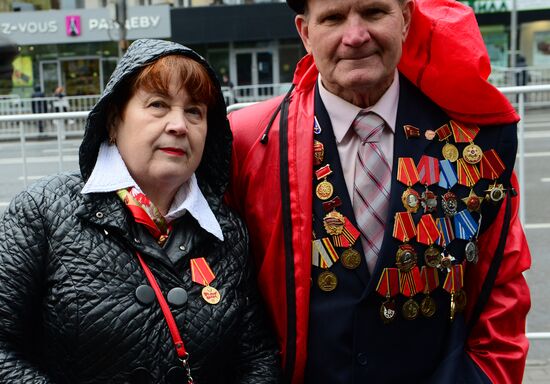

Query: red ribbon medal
left=435, top=123, right=452, bottom=141
left=399, top=266, right=424, bottom=297
left=191, top=258, right=221, bottom=305
left=418, top=155, right=440, bottom=186
left=331, top=220, right=360, bottom=248
left=376, top=268, right=400, bottom=323
left=397, top=158, right=420, bottom=186
left=416, top=215, right=440, bottom=246
left=398, top=158, right=421, bottom=212
left=376, top=268, right=399, bottom=298
left=443, top=263, right=464, bottom=294
left=393, top=212, right=416, bottom=243
left=456, top=158, right=481, bottom=187
left=480, top=149, right=505, bottom=180
left=421, top=266, right=440, bottom=294
left=449, top=120, right=480, bottom=143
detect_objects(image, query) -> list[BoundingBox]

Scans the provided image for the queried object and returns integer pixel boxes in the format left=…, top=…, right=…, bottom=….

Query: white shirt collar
left=318, top=70, right=399, bottom=143
left=81, top=142, right=224, bottom=241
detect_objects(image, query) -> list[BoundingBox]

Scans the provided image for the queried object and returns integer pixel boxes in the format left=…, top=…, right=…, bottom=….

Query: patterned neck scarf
left=117, top=187, right=171, bottom=246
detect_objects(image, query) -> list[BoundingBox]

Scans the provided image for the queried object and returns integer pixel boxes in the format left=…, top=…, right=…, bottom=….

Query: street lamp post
left=115, top=0, right=128, bottom=58
left=510, top=0, right=518, bottom=83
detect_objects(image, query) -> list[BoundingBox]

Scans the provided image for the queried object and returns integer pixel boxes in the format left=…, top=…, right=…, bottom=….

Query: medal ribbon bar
left=399, top=267, right=424, bottom=297
left=449, top=120, right=480, bottom=143
left=443, top=263, right=464, bottom=293
left=393, top=212, right=416, bottom=243
left=457, top=159, right=481, bottom=187
left=421, top=266, right=440, bottom=293
left=436, top=217, right=455, bottom=247
left=438, top=160, right=458, bottom=189
left=480, top=149, right=505, bottom=180
left=435, top=123, right=452, bottom=141
left=453, top=209, right=478, bottom=240
left=418, top=155, right=440, bottom=186
left=376, top=268, right=399, bottom=298
left=417, top=215, right=440, bottom=246
left=191, top=258, right=216, bottom=286
left=397, top=157, right=420, bottom=186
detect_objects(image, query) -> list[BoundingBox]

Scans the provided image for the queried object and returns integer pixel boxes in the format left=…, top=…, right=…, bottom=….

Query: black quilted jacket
left=0, top=40, right=280, bottom=383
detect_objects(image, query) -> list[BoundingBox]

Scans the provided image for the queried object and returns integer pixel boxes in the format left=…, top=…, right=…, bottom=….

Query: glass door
left=235, top=49, right=274, bottom=101
left=40, top=61, right=60, bottom=97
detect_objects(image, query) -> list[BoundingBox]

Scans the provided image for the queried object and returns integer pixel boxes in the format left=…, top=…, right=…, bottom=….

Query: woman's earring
left=109, top=136, right=116, bottom=145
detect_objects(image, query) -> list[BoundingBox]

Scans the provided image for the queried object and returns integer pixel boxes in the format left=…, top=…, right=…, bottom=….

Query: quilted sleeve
left=0, top=191, right=53, bottom=383
left=464, top=172, right=531, bottom=384
left=231, top=222, right=281, bottom=383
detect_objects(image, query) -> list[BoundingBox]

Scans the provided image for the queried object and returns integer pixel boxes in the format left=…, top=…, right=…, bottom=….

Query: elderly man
left=226, top=0, right=530, bottom=383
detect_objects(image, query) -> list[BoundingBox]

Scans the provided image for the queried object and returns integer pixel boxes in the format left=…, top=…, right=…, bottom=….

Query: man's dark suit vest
left=304, top=77, right=516, bottom=384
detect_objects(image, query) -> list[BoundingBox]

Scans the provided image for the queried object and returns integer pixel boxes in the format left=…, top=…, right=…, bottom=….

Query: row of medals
left=313, top=123, right=362, bottom=293
left=383, top=125, right=505, bottom=323
left=312, top=120, right=507, bottom=324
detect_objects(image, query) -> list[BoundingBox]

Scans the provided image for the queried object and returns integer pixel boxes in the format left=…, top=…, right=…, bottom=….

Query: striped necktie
left=352, top=111, right=391, bottom=272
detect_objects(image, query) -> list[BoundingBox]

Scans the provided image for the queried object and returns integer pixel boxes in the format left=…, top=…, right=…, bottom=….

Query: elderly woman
left=0, top=39, right=280, bottom=383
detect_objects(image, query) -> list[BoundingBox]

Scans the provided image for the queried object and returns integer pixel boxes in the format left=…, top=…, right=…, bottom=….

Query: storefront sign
left=0, top=6, right=170, bottom=45
left=460, top=0, right=550, bottom=13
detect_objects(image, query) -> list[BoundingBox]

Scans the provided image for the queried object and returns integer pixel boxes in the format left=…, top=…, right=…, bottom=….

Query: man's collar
left=318, top=70, right=399, bottom=143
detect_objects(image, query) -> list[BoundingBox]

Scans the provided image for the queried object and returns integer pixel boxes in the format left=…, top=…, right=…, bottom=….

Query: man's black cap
left=286, top=0, right=305, bottom=14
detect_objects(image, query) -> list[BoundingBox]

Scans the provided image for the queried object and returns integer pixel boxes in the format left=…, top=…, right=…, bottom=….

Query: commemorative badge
left=462, top=189, right=483, bottom=213
left=435, top=123, right=458, bottom=162
left=420, top=266, right=440, bottom=318
left=465, top=240, right=479, bottom=263
left=191, top=257, right=221, bottom=305
left=443, top=263, right=465, bottom=321
left=421, top=190, right=438, bottom=213
left=340, top=248, right=361, bottom=269
left=401, top=188, right=420, bottom=213
left=485, top=183, right=506, bottom=203
left=313, top=140, right=324, bottom=166
left=323, top=210, right=346, bottom=236
left=404, top=124, right=421, bottom=139
left=424, top=246, right=442, bottom=268
left=442, top=143, right=459, bottom=162
left=417, top=156, right=440, bottom=213
left=313, top=116, right=322, bottom=135
left=441, top=191, right=458, bottom=217
left=397, top=158, right=420, bottom=212
left=398, top=267, right=424, bottom=320
left=376, top=268, right=399, bottom=324
left=317, top=270, right=338, bottom=292
left=315, top=165, right=334, bottom=201
left=463, top=143, right=483, bottom=164
left=402, top=298, right=420, bottom=320
left=424, top=129, right=436, bottom=141
left=420, top=295, right=437, bottom=318
left=396, top=244, right=417, bottom=272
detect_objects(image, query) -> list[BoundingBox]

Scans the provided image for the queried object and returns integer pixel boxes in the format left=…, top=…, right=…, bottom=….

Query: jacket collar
left=82, top=142, right=224, bottom=241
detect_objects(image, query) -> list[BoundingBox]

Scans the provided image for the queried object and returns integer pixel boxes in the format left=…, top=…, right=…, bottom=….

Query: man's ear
left=295, top=15, right=312, bottom=54
left=402, top=0, right=415, bottom=41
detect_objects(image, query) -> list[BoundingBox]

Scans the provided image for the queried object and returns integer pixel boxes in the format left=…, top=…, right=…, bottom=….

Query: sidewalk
left=524, top=358, right=550, bottom=383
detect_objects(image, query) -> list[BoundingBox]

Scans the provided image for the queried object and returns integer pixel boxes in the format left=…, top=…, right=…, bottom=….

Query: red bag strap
left=135, top=252, right=194, bottom=384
